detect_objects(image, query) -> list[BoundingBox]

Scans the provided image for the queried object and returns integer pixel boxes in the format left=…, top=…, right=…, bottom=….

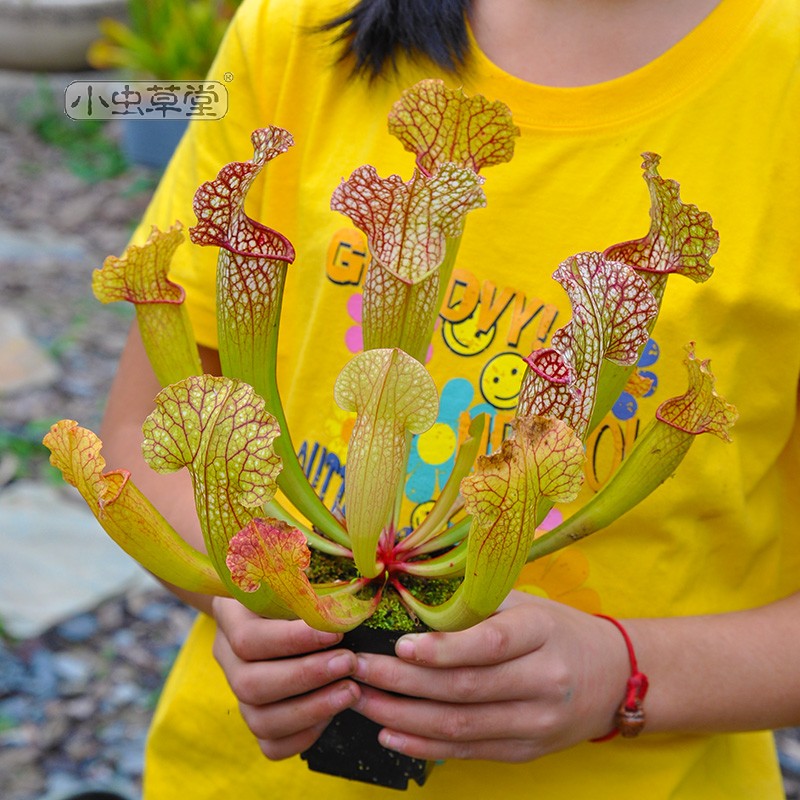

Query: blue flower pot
left=122, top=117, right=188, bottom=169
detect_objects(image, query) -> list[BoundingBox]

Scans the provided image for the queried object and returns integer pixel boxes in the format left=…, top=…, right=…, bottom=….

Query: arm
left=100, top=322, right=360, bottom=752
left=630, top=593, right=800, bottom=733
left=100, top=322, right=218, bottom=614
left=349, top=590, right=800, bottom=761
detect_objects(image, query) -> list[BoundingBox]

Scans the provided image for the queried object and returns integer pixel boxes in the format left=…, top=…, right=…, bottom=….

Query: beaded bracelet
left=590, top=614, right=649, bottom=742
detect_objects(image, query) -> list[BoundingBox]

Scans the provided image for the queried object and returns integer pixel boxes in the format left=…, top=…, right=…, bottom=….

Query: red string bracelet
left=590, top=614, right=649, bottom=742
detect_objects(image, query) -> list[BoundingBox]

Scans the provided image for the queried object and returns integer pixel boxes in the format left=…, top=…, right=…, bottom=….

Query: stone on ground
left=0, top=306, right=60, bottom=396
left=0, top=480, right=157, bottom=638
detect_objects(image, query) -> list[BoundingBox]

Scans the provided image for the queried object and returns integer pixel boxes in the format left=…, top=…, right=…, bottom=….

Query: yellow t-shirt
left=135, top=0, right=800, bottom=797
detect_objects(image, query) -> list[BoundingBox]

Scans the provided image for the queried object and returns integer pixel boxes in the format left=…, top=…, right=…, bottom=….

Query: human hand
left=351, top=591, right=630, bottom=762
left=211, top=596, right=360, bottom=760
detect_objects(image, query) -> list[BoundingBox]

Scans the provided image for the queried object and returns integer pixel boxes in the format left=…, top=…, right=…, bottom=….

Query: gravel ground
left=1, top=79, right=799, bottom=800
left=0, top=588, right=196, bottom=800
left=0, top=97, right=153, bottom=441
left=0, top=80, right=176, bottom=799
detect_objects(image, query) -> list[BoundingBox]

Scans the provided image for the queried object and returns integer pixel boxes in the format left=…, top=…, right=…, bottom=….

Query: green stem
left=394, top=579, right=483, bottom=632
left=263, top=499, right=352, bottom=557
left=136, top=303, right=201, bottom=387
left=527, top=418, right=693, bottom=562
left=409, top=232, right=463, bottom=363
left=588, top=280, right=666, bottom=433
left=391, top=431, right=412, bottom=532
left=434, top=234, right=464, bottom=320
left=400, top=540, right=467, bottom=578
left=398, top=413, right=484, bottom=554
left=407, top=514, right=470, bottom=556
left=216, top=253, right=350, bottom=549
left=587, top=361, right=634, bottom=433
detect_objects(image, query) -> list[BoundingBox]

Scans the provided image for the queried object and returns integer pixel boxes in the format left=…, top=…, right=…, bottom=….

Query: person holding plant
left=98, top=0, right=800, bottom=797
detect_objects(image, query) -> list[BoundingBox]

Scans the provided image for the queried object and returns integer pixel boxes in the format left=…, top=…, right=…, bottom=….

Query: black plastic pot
left=301, top=626, right=432, bottom=790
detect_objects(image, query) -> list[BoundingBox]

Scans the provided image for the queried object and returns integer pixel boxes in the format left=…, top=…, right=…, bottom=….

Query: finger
left=213, top=599, right=342, bottom=661
left=354, top=652, right=532, bottom=703
left=256, top=720, right=330, bottom=761
left=354, top=685, right=541, bottom=743
left=395, top=604, right=551, bottom=668
left=241, top=679, right=360, bottom=741
left=215, top=644, right=358, bottom=706
left=376, top=728, right=540, bottom=763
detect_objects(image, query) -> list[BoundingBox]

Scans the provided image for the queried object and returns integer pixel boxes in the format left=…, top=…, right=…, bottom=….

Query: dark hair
left=321, top=0, right=472, bottom=78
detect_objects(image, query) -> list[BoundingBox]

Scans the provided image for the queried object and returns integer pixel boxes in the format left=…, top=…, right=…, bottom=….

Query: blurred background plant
left=88, top=0, right=244, bottom=79
left=24, top=81, right=128, bottom=182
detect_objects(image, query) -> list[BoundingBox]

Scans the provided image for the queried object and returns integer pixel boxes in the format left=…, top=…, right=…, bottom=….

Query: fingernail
left=332, top=683, right=357, bottom=710
left=316, top=631, right=342, bottom=647
left=379, top=730, right=403, bottom=752
left=354, top=655, right=367, bottom=680
left=327, top=653, right=354, bottom=678
left=396, top=634, right=418, bottom=660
